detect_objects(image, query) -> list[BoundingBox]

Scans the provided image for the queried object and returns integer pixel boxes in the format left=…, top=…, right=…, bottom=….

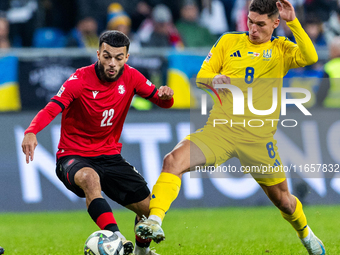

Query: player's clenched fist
left=158, top=86, right=174, bottom=100
left=212, top=74, right=231, bottom=93
left=212, top=74, right=230, bottom=87
left=22, top=133, right=38, bottom=164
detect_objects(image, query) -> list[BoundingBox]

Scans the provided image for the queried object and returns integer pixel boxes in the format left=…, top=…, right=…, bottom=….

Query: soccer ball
left=84, top=230, right=124, bottom=255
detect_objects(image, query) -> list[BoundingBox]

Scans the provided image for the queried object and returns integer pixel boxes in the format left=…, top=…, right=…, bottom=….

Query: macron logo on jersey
left=68, top=74, right=78, bottom=81
left=92, top=91, right=99, bottom=99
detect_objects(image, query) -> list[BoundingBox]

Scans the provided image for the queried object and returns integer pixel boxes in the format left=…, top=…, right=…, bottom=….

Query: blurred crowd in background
left=0, top=0, right=339, bottom=49
left=0, top=0, right=340, bottom=111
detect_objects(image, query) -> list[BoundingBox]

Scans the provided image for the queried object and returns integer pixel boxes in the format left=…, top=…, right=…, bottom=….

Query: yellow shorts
left=186, top=125, right=286, bottom=186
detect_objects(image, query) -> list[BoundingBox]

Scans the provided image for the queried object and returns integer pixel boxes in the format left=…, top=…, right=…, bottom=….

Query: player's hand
left=212, top=74, right=230, bottom=94
left=22, top=133, right=38, bottom=164
left=158, top=86, right=174, bottom=100
left=277, top=0, right=296, bottom=22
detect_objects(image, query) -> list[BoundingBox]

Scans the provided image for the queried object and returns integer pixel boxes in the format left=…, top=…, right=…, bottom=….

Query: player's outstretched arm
left=279, top=0, right=318, bottom=66
left=22, top=133, right=38, bottom=164
left=22, top=101, right=62, bottom=163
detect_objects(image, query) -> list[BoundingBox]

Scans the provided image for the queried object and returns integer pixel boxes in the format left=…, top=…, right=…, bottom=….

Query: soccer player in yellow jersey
left=135, top=0, right=325, bottom=254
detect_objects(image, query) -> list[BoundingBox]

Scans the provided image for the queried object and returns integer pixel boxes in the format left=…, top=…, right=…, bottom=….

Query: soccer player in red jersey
left=21, top=30, right=174, bottom=255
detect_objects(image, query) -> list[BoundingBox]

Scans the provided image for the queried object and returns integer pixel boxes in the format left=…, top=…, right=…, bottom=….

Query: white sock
left=133, top=245, right=150, bottom=255
left=114, top=231, right=125, bottom=241
left=149, top=215, right=162, bottom=226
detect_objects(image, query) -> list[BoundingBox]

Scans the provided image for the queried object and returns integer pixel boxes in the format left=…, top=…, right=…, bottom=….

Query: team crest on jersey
left=56, top=85, right=65, bottom=97
left=263, top=49, right=272, bottom=61
left=205, top=51, right=212, bottom=63
left=118, top=85, right=125, bottom=94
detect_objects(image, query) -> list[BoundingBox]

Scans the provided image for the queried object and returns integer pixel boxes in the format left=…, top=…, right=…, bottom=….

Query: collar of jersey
left=245, top=32, right=273, bottom=47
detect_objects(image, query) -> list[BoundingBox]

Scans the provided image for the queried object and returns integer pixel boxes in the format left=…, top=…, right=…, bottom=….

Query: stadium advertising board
left=0, top=109, right=339, bottom=212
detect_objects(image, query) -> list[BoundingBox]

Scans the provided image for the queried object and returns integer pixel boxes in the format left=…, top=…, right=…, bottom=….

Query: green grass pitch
left=0, top=205, right=338, bottom=254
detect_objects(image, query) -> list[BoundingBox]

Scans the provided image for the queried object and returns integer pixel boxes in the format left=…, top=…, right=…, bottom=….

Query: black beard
left=97, top=61, right=124, bottom=82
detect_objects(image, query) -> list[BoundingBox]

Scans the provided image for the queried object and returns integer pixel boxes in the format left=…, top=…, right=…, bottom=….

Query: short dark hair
left=249, top=0, right=279, bottom=19
left=99, top=30, right=130, bottom=53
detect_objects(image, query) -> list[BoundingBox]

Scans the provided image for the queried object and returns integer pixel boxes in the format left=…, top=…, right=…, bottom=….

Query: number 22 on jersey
left=101, top=109, right=114, bottom=127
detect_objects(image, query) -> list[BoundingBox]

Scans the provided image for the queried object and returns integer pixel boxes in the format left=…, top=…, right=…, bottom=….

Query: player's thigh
left=186, top=126, right=235, bottom=168
left=98, top=155, right=150, bottom=207
left=56, top=155, right=95, bottom=198
left=236, top=138, right=286, bottom=186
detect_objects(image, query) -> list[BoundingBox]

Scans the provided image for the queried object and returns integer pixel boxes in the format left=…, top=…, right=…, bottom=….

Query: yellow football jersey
left=197, top=18, right=318, bottom=140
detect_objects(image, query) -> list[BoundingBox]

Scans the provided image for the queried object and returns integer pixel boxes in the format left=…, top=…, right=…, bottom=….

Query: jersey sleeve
left=24, top=101, right=62, bottom=135
left=283, top=18, right=318, bottom=73
left=148, top=91, right=174, bottom=108
left=131, top=67, right=158, bottom=99
left=196, top=34, right=227, bottom=86
left=130, top=67, right=174, bottom=108
left=50, top=72, right=84, bottom=111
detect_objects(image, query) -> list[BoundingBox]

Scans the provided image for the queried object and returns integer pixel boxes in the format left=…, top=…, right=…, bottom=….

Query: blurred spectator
left=200, top=0, right=229, bottom=36
left=220, top=0, right=236, bottom=31
left=138, top=4, right=182, bottom=48
left=107, top=3, right=131, bottom=35
left=324, top=7, right=340, bottom=45
left=304, top=0, right=335, bottom=22
left=316, top=36, right=340, bottom=107
left=0, top=17, right=10, bottom=48
left=106, top=3, right=141, bottom=51
left=232, top=0, right=251, bottom=32
left=66, top=17, right=98, bottom=48
left=76, top=0, right=141, bottom=33
left=2, top=0, right=39, bottom=47
left=130, top=1, right=152, bottom=32
left=38, top=0, right=77, bottom=33
left=176, top=0, right=216, bottom=47
left=143, top=0, right=185, bottom=23
left=304, top=14, right=327, bottom=46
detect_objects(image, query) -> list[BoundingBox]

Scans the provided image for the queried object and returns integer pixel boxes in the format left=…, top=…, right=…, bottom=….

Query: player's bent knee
left=162, top=152, right=176, bottom=172
left=74, top=167, right=100, bottom=189
left=162, top=152, right=186, bottom=175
